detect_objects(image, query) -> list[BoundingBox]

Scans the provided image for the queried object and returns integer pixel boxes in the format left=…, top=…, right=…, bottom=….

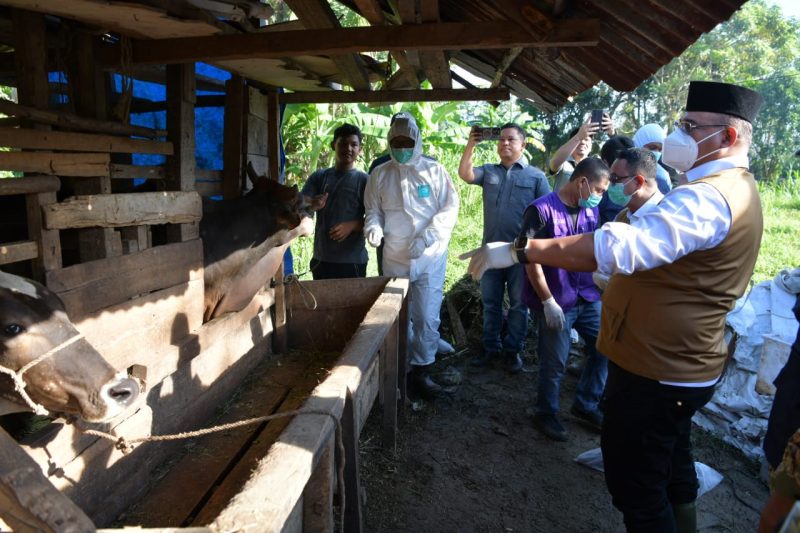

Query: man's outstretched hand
left=458, top=242, right=517, bottom=280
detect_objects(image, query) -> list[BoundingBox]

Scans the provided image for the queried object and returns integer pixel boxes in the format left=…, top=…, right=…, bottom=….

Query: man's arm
left=548, top=121, right=597, bottom=173
left=458, top=128, right=482, bottom=184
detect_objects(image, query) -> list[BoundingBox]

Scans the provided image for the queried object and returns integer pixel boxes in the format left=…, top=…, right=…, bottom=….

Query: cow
left=201, top=165, right=313, bottom=322
left=0, top=271, right=140, bottom=422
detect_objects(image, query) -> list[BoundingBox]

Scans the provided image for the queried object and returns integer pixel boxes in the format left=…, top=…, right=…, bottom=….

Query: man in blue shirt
left=301, top=123, right=368, bottom=279
left=458, top=123, right=550, bottom=372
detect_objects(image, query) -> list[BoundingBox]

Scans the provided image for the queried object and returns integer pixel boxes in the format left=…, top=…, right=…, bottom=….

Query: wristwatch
left=513, top=237, right=530, bottom=264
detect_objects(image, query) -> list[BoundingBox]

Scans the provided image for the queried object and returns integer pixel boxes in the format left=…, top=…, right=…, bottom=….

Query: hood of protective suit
left=387, top=114, right=423, bottom=165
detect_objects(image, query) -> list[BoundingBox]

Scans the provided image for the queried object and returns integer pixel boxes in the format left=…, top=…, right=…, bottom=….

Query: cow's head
left=0, top=272, right=140, bottom=422
left=246, top=163, right=310, bottom=230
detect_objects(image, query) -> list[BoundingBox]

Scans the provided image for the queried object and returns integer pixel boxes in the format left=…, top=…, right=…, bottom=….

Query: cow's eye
left=3, top=324, right=25, bottom=337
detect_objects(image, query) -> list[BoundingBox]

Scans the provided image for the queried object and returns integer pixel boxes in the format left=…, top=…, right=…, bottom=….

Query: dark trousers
left=309, top=258, right=367, bottom=280
left=601, top=362, right=715, bottom=533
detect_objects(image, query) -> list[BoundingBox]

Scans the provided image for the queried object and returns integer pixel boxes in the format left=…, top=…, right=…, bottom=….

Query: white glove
left=458, top=242, right=516, bottom=281
left=365, top=227, right=383, bottom=248
left=592, top=271, right=610, bottom=292
left=409, top=237, right=426, bottom=259
left=542, top=297, right=565, bottom=330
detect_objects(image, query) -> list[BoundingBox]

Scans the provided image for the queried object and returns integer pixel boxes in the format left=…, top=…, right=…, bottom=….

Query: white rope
left=0, top=334, right=84, bottom=416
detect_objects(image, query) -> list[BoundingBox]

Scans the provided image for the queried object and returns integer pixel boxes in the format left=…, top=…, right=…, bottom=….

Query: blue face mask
left=651, top=150, right=662, bottom=162
left=578, top=179, right=603, bottom=209
left=608, top=181, right=632, bottom=207
left=391, top=148, right=414, bottom=164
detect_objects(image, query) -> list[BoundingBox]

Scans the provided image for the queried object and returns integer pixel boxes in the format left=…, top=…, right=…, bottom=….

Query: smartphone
left=591, top=109, right=604, bottom=125
left=478, top=127, right=502, bottom=141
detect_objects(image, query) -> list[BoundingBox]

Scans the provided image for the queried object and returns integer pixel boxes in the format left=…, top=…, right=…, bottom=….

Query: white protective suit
left=364, top=116, right=459, bottom=366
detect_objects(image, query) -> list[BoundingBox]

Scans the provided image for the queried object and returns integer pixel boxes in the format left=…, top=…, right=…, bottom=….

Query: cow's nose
left=107, top=378, right=139, bottom=406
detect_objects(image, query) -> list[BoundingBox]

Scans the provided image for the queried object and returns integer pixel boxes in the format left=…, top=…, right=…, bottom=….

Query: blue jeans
left=480, top=264, right=529, bottom=354
left=536, top=299, right=607, bottom=415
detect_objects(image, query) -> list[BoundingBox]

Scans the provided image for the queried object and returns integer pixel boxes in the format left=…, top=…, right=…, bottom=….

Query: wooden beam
left=0, top=175, right=60, bottom=195
left=101, top=20, right=600, bottom=66
left=42, top=191, right=202, bottom=230
left=417, top=0, right=452, bottom=89
left=266, top=89, right=287, bottom=354
left=12, top=9, right=47, bottom=111
left=284, top=0, right=371, bottom=90
left=129, top=93, right=226, bottom=113
left=0, top=428, right=95, bottom=533
left=0, top=240, right=38, bottom=266
left=0, top=152, right=110, bottom=176
left=222, top=75, right=245, bottom=199
left=110, top=164, right=166, bottom=180
left=0, top=98, right=167, bottom=138
left=0, top=128, right=173, bottom=155
left=491, top=47, right=524, bottom=87
left=280, top=87, right=510, bottom=104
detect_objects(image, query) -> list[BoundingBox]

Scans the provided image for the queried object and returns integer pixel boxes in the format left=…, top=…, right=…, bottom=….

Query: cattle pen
left=0, top=0, right=750, bottom=531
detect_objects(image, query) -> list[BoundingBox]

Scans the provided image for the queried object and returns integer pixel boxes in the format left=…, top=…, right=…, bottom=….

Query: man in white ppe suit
left=364, top=113, right=459, bottom=400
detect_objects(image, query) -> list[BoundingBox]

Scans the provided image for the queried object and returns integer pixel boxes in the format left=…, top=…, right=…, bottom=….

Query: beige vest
left=597, top=167, right=763, bottom=382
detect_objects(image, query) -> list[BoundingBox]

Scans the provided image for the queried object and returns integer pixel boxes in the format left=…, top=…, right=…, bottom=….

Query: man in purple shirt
left=520, top=157, right=610, bottom=441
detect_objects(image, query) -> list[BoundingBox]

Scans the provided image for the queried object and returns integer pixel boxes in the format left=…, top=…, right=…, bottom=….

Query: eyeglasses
left=608, top=173, right=635, bottom=185
left=674, top=120, right=730, bottom=134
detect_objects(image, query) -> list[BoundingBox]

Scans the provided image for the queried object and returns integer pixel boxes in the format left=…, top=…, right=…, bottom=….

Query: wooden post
left=166, top=63, right=199, bottom=242
left=222, top=75, right=245, bottom=199
left=12, top=9, right=61, bottom=279
left=267, top=89, right=288, bottom=353
left=382, top=316, right=399, bottom=451
left=398, top=289, right=409, bottom=417
left=342, top=390, right=364, bottom=532
left=70, top=30, right=122, bottom=261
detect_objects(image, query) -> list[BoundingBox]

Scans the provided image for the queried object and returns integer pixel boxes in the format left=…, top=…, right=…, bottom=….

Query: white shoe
left=437, top=338, right=455, bottom=355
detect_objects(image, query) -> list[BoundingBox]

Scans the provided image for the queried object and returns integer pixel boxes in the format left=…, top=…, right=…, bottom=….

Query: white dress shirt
left=594, top=154, right=749, bottom=276
left=628, top=190, right=664, bottom=222
left=595, top=154, right=750, bottom=386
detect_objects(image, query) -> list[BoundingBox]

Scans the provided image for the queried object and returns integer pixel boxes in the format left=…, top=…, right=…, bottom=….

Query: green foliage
left=754, top=176, right=800, bottom=283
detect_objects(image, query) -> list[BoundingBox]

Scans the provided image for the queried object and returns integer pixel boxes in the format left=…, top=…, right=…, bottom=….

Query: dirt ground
left=358, top=284, right=770, bottom=532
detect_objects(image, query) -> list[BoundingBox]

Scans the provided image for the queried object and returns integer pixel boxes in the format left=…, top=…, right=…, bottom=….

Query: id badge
left=417, top=184, right=431, bottom=198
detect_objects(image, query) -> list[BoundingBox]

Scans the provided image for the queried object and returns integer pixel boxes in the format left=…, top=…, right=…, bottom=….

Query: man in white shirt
left=461, top=81, right=764, bottom=532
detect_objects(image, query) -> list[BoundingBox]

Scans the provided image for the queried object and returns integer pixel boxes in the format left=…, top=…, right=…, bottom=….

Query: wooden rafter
left=353, top=0, right=420, bottom=88
left=415, top=0, right=452, bottom=89
left=491, top=47, right=524, bottom=88
left=279, top=87, right=509, bottom=104
left=98, top=20, right=600, bottom=66
left=283, top=0, right=371, bottom=90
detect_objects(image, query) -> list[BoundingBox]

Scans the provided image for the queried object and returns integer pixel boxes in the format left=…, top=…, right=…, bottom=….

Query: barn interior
left=0, top=0, right=748, bottom=531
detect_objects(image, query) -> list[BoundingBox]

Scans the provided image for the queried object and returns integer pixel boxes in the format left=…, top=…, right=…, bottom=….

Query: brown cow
left=0, top=271, right=140, bottom=422
left=201, top=166, right=313, bottom=321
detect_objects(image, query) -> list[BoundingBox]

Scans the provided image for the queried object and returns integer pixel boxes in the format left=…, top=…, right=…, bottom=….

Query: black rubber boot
left=407, top=364, right=443, bottom=400
left=672, top=501, right=697, bottom=533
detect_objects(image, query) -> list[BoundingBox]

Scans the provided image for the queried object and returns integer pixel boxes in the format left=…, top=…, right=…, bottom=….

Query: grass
left=290, top=156, right=800, bottom=291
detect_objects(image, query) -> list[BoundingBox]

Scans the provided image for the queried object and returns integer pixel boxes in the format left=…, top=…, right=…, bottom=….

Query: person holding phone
left=458, top=123, right=550, bottom=373
left=548, top=111, right=615, bottom=192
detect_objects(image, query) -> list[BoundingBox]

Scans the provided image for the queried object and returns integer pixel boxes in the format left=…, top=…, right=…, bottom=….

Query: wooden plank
left=166, top=63, right=197, bottom=244
left=0, top=175, right=60, bottom=195
left=42, top=191, right=202, bottom=230
left=0, top=98, right=167, bottom=138
left=280, top=87, right=510, bottom=104
left=0, top=240, right=38, bottom=265
left=417, top=0, right=451, bottom=89
left=70, top=30, right=107, bottom=120
left=222, top=75, right=245, bottom=199
left=0, top=151, right=110, bottom=176
left=0, top=128, right=174, bottom=155
left=111, top=20, right=601, bottom=66
left=110, top=163, right=166, bottom=180
left=491, top=47, right=524, bottom=87
left=25, top=191, right=62, bottom=275
left=195, top=180, right=223, bottom=197
left=0, top=427, right=96, bottom=533
left=302, top=435, right=334, bottom=533
left=119, top=225, right=150, bottom=253
left=46, top=239, right=203, bottom=319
